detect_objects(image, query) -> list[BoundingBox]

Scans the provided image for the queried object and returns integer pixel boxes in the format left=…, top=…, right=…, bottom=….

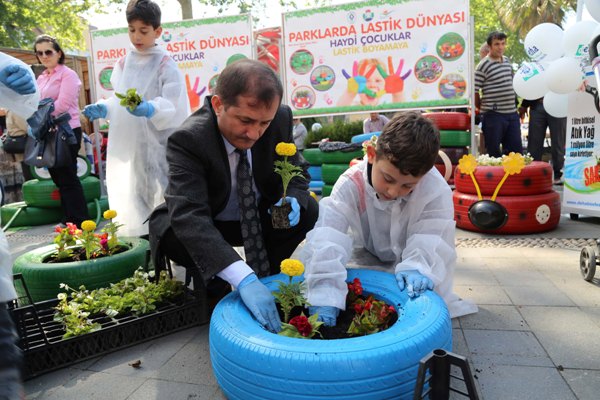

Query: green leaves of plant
left=115, top=88, right=142, bottom=112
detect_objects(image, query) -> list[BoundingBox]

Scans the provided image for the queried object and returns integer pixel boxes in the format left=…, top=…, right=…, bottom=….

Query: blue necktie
left=236, top=149, right=270, bottom=276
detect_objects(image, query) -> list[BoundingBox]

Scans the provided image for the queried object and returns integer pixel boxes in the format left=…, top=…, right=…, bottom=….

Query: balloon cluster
left=513, top=0, right=600, bottom=118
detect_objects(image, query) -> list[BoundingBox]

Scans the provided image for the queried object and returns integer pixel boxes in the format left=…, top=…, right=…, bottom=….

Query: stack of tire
left=303, top=147, right=364, bottom=197
left=1, top=156, right=109, bottom=228
left=423, top=112, right=471, bottom=186
left=453, top=161, right=561, bottom=234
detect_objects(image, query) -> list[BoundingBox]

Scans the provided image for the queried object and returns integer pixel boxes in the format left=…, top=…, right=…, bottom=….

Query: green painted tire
left=320, top=149, right=364, bottom=164
left=322, top=184, right=334, bottom=197
left=87, top=196, right=109, bottom=219
left=440, top=130, right=471, bottom=147
left=22, top=176, right=101, bottom=208
left=302, top=149, right=325, bottom=165
left=12, top=237, right=150, bottom=303
left=321, top=163, right=349, bottom=185
left=1, top=202, right=63, bottom=227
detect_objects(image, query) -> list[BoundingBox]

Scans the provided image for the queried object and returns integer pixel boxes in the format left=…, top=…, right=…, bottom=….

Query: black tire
left=210, top=269, right=451, bottom=400
left=22, top=176, right=101, bottom=208
left=12, top=237, right=150, bottom=303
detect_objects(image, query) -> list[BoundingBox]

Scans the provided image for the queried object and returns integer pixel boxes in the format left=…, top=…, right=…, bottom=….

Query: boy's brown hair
left=375, top=111, right=440, bottom=177
left=126, top=0, right=161, bottom=29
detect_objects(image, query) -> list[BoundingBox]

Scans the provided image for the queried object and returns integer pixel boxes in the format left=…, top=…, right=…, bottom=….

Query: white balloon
left=524, top=23, right=564, bottom=62
left=513, top=62, right=549, bottom=100
left=562, top=20, right=599, bottom=58
left=545, top=57, right=584, bottom=94
left=543, top=91, right=569, bottom=118
left=586, top=0, right=600, bottom=23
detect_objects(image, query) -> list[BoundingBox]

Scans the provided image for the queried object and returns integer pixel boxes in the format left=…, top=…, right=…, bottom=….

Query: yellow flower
left=502, top=152, right=526, bottom=175
left=280, top=259, right=304, bottom=277
left=81, top=220, right=96, bottom=232
left=457, top=154, right=477, bottom=175
left=275, top=142, right=297, bottom=157
left=103, top=209, right=117, bottom=219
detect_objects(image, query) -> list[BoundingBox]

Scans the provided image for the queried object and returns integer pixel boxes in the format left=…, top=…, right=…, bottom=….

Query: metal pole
left=430, top=349, right=451, bottom=400
left=469, top=15, right=477, bottom=156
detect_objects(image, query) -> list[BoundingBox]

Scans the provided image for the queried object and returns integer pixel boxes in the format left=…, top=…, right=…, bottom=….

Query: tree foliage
left=497, top=0, right=577, bottom=40
left=0, top=0, right=125, bottom=51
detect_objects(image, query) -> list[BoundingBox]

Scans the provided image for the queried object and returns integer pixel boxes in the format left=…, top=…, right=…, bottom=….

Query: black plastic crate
left=10, top=288, right=208, bottom=380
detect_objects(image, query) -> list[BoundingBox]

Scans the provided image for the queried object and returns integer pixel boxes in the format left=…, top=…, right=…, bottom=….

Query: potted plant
left=271, top=142, right=305, bottom=229
left=12, top=210, right=149, bottom=303
left=209, top=266, right=452, bottom=399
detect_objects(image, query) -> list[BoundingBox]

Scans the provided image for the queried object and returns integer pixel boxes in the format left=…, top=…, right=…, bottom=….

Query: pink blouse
left=36, top=64, right=81, bottom=129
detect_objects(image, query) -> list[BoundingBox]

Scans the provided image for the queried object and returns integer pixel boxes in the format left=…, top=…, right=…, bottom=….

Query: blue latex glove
left=274, top=196, right=300, bottom=227
left=396, top=270, right=434, bottom=298
left=0, top=64, right=36, bottom=94
left=83, top=103, right=107, bottom=121
left=127, top=100, right=155, bottom=118
left=237, top=273, right=281, bottom=332
left=308, top=306, right=339, bottom=327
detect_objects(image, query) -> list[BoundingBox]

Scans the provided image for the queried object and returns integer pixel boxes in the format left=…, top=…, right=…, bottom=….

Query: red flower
left=388, top=305, right=396, bottom=313
left=348, top=278, right=364, bottom=295
left=289, top=315, right=312, bottom=337
left=54, top=225, right=63, bottom=233
left=364, top=301, right=372, bottom=311
left=354, top=303, right=364, bottom=314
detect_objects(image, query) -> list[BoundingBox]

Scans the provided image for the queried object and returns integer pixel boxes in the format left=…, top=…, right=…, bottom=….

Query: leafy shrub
left=305, top=120, right=364, bottom=145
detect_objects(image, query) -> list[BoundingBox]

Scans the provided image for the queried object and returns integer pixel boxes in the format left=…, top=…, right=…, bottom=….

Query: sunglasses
left=36, top=49, right=56, bottom=57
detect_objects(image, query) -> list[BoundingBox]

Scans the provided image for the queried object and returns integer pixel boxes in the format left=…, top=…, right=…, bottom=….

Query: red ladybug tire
left=454, top=161, right=553, bottom=196
left=423, top=112, right=470, bottom=130
left=453, top=191, right=561, bottom=234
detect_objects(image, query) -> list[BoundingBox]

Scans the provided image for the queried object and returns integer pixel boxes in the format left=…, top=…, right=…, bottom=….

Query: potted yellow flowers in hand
left=272, top=142, right=304, bottom=229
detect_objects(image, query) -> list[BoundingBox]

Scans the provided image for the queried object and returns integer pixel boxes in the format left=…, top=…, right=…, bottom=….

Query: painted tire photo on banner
left=210, top=269, right=451, bottom=400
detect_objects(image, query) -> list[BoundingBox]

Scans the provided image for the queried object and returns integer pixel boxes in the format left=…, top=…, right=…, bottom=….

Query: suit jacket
left=153, top=96, right=310, bottom=281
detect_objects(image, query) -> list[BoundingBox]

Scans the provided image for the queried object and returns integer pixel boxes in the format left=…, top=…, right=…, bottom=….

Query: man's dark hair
left=486, top=31, right=507, bottom=46
left=215, top=59, right=283, bottom=109
left=33, top=35, right=65, bottom=64
left=126, top=0, right=161, bottom=28
left=376, top=112, right=440, bottom=177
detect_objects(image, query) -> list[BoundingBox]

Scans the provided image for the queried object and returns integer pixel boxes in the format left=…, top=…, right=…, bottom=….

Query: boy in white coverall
left=0, top=51, right=39, bottom=400
left=83, top=0, right=190, bottom=237
left=300, top=112, right=477, bottom=326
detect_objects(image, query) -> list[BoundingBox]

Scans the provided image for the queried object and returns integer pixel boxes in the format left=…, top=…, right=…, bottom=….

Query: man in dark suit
left=149, top=59, right=318, bottom=332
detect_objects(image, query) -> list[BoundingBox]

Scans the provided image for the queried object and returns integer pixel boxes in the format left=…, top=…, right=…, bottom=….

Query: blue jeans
left=482, top=111, right=523, bottom=157
left=0, top=303, right=23, bottom=399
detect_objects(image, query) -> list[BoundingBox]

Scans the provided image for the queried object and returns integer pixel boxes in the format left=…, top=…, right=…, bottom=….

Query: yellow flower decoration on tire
left=280, top=259, right=304, bottom=277
left=275, top=142, right=297, bottom=157
left=458, top=154, right=482, bottom=200
left=492, top=152, right=526, bottom=201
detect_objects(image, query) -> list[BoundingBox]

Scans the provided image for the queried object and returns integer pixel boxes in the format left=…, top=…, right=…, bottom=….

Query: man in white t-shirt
left=363, top=112, right=390, bottom=133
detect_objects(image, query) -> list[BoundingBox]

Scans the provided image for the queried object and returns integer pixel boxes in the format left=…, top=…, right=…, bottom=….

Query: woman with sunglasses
left=33, top=35, right=89, bottom=227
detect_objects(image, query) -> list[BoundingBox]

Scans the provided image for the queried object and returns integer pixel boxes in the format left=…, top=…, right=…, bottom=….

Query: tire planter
left=423, top=112, right=470, bottom=131
left=308, top=180, right=324, bottom=193
left=350, top=131, right=381, bottom=144
left=302, top=149, right=325, bottom=165
left=321, top=163, right=349, bottom=185
left=22, top=176, right=101, bottom=208
left=454, top=161, right=553, bottom=196
left=209, top=269, right=452, bottom=400
left=453, top=191, right=561, bottom=234
left=30, top=155, right=92, bottom=181
left=439, top=130, right=470, bottom=147
left=12, top=237, right=150, bottom=303
left=436, top=147, right=469, bottom=165
left=434, top=163, right=456, bottom=185
left=322, top=184, right=333, bottom=197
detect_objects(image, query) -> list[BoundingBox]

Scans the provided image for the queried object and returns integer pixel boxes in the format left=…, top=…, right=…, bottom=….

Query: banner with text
left=89, top=15, right=253, bottom=113
left=282, top=0, right=470, bottom=116
left=563, top=91, right=600, bottom=215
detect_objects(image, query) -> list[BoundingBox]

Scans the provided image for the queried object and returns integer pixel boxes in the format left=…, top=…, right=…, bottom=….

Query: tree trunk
left=177, top=0, right=193, bottom=20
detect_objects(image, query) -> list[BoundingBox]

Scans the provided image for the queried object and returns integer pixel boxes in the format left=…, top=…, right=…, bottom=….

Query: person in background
left=363, top=112, right=390, bottom=134
left=300, top=112, right=477, bottom=327
left=479, top=42, right=490, bottom=60
left=519, top=98, right=566, bottom=185
left=474, top=31, right=522, bottom=157
left=149, top=59, right=318, bottom=333
left=292, top=118, right=307, bottom=150
left=5, top=109, right=34, bottom=181
left=0, top=52, right=39, bottom=400
left=83, top=0, right=190, bottom=237
left=34, top=34, right=89, bottom=227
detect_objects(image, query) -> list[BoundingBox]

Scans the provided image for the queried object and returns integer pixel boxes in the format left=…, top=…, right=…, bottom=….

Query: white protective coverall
left=300, top=160, right=478, bottom=318
left=99, top=45, right=190, bottom=236
left=0, top=52, right=39, bottom=303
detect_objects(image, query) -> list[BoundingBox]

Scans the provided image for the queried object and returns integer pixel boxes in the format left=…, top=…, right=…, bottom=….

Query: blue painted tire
left=307, top=165, right=322, bottom=181
left=308, top=180, right=323, bottom=193
left=351, top=131, right=381, bottom=143
left=210, top=269, right=451, bottom=400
